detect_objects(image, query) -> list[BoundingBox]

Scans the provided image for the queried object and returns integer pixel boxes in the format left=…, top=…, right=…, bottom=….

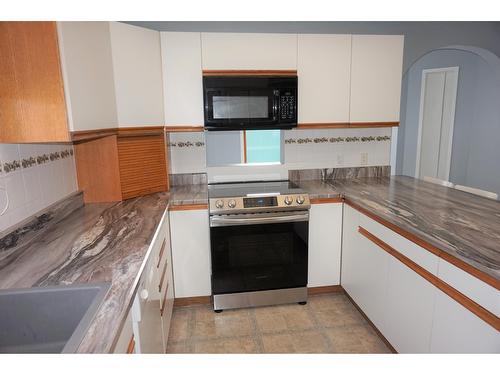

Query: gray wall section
left=399, top=48, right=500, bottom=195
left=123, top=21, right=500, bottom=72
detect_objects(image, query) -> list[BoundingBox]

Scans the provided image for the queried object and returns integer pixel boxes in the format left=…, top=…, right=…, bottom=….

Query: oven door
left=209, top=211, right=309, bottom=295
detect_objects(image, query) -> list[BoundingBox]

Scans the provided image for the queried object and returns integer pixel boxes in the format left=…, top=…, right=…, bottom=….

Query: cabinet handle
left=126, top=336, right=135, bottom=354
left=156, top=239, right=167, bottom=269
left=160, top=283, right=170, bottom=316
left=158, top=258, right=169, bottom=293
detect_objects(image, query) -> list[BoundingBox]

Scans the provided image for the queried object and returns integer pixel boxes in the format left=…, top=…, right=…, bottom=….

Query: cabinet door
left=161, top=32, right=204, bottom=127
left=201, top=33, right=297, bottom=70
left=384, top=257, right=436, bottom=353
left=430, top=290, right=500, bottom=353
left=308, top=203, right=343, bottom=287
left=349, top=35, right=404, bottom=123
left=298, top=34, right=351, bottom=124
left=341, top=205, right=390, bottom=330
left=169, top=209, right=211, bottom=298
left=57, top=22, right=118, bottom=131
left=0, top=22, right=69, bottom=143
left=109, top=22, right=164, bottom=126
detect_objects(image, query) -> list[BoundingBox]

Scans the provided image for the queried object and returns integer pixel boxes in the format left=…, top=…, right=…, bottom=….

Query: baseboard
left=173, top=295, right=211, bottom=307
left=343, top=290, right=397, bottom=354
left=307, top=285, right=345, bottom=295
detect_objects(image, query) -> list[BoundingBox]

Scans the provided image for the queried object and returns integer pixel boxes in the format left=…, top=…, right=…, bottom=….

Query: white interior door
left=415, top=67, right=459, bottom=180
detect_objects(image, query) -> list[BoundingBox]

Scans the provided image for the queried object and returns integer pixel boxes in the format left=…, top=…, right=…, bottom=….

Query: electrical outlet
left=336, top=153, right=344, bottom=166
left=360, top=152, right=368, bottom=166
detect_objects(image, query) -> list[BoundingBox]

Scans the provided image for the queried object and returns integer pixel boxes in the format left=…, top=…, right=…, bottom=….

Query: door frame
left=415, top=66, right=459, bottom=180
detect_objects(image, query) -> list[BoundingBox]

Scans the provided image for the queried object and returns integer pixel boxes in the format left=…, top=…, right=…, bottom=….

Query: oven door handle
left=210, top=212, right=309, bottom=227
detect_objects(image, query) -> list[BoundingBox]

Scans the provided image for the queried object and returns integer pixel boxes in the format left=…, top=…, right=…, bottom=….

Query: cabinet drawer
left=359, top=212, right=439, bottom=275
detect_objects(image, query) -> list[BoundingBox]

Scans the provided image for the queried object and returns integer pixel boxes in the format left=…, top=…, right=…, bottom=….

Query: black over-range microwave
left=203, top=75, right=297, bottom=131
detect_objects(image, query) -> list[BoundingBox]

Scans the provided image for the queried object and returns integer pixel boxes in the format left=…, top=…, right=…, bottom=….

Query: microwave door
left=206, top=89, right=275, bottom=129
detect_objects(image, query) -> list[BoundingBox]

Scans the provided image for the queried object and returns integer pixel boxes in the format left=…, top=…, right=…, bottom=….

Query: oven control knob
left=215, top=199, right=224, bottom=209
left=284, top=196, right=293, bottom=205
left=228, top=199, right=237, bottom=208
left=296, top=195, right=305, bottom=205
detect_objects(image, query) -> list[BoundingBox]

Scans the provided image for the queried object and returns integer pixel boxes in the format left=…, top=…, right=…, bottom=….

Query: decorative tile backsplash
left=0, top=143, right=78, bottom=234
left=0, top=148, right=73, bottom=174
left=168, top=132, right=207, bottom=174
left=284, top=135, right=391, bottom=144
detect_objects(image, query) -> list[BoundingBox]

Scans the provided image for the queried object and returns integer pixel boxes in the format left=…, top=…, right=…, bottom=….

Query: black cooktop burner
left=208, top=180, right=304, bottom=199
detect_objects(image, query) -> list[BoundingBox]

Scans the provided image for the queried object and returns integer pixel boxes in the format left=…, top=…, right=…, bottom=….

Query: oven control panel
left=209, top=194, right=310, bottom=214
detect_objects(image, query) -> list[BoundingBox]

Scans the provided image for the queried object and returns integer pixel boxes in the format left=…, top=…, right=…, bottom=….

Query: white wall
left=0, top=143, right=78, bottom=233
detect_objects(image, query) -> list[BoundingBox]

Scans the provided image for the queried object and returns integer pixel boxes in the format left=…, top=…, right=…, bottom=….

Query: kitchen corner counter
left=331, top=176, right=500, bottom=283
left=0, top=191, right=170, bottom=353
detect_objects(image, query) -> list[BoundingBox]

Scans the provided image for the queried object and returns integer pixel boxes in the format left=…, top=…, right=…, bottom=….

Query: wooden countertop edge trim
left=358, top=226, right=500, bottom=331
left=202, top=69, right=297, bottom=76
left=169, top=203, right=209, bottom=211
left=310, top=197, right=343, bottom=204
left=344, top=199, right=500, bottom=291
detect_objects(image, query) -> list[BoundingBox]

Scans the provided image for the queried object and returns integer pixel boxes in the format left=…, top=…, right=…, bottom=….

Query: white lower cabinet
left=341, top=205, right=389, bottom=331
left=124, top=209, right=174, bottom=354
left=384, top=257, right=436, bottom=353
left=430, top=290, right=500, bottom=353
left=169, top=209, right=211, bottom=298
left=308, top=203, right=343, bottom=287
left=341, top=203, right=500, bottom=353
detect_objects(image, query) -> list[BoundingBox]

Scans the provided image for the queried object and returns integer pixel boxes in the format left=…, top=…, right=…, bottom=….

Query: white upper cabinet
left=201, top=33, right=297, bottom=70
left=161, top=32, right=204, bottom=127
left=109, top=22, right=164, bottom=127
left=298, top=34, right=351, bottom=124
left=349, top=35, right=404, bottom=123
left=57, top=22, right=118, bottom=131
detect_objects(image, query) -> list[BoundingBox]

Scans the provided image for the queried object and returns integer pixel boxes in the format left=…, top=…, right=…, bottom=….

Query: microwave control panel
left=279, top=91, right=296, bottom=120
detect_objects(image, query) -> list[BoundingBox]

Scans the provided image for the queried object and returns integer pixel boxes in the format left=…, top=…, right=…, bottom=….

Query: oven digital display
left=243, top=196, right=278, bottom=208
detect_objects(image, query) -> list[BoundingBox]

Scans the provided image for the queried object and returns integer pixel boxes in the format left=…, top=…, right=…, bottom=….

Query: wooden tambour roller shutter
left=117, top=133, right=168, bottom=200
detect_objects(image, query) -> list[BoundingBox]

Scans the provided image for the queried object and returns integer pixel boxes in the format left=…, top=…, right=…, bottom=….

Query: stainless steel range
left=208, top=180, right=310, bottom=312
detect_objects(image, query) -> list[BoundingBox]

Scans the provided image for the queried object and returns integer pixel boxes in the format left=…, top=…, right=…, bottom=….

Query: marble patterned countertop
left=0, top=191, right=170, bottom=353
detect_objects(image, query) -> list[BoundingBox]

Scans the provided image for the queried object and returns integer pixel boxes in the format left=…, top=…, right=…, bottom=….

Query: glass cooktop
left=208, top=180, right=304, bottom=199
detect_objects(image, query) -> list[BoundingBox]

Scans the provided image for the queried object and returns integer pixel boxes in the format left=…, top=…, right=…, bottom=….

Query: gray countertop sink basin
left=0, top=283, right=110, bottom=353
